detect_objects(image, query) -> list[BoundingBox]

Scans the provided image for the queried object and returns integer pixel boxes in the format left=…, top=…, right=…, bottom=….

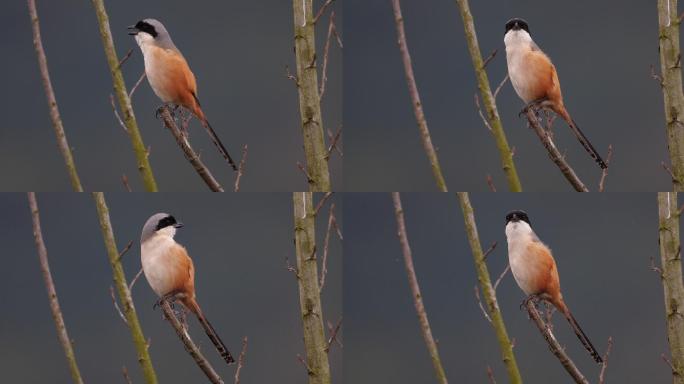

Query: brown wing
left=525, top=241, right=560, bottom=297
left=167, top=243, right=196, bottom=298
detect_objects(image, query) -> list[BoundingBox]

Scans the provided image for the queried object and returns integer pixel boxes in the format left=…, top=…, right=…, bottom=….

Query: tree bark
left=657, top=0, right=684, bottom=190
left=391, top=0, right=448, bottom=192
left=293, top=192, right=331, bottom=384
left=392, top=192, right=449, bottom=384
left=455, top=0, right=522, bottom=192
left=27, top=0, right=83, bottom=191
left=91, top=0, right=158, bottom=191
left=92, top=192, right=158, bottom=384
left=658, top=192, right=684, bottom=383
left=293, top=1, right=331, bottom=192
left=28, top=193, right=85, bottom=384
left=457, top=192, right=522, bottom=384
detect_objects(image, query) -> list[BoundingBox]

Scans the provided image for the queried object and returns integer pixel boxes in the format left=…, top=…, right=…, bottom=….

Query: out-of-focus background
left=2, top=1, right=341, bottom=191
left=344, top=193, right=667, bottom=382
left=0, top=193, right=342, bottom=383
left=344, top=1, right=669, bottom=191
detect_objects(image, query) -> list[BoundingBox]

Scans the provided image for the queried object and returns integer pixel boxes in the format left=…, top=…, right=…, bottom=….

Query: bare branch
left=314, top=0, right=335, bottom=24
left=524, top=108, right=589, bottom=192
left=493, top=264, right=511, bottom=292
left=598, top=336, right=613, bottom=384
left=110, top=94, right=127, bottom=132
left=481, top=49, right=498, bottom=69
left=482, top=241, right=497, bottom=261
left=157, top=106, right=225, bottom=192
left=233, top=145, right=249, bottom=192
left=234, top=337, right=248, bottom=384
left=319, top=11, right=336, bottom=101
left=486, top=366, right=497, bottom=384
left=314, top=192, right=334, bottom=215
left=128, top=267, right=144, bottom=292
left=117, top=48, right=133, bottom=69
left=122, top=366, right=132, bottom=384
left=525, top=299, right=589, bottom=384
left=326, top=125, right=343, bottom=159
left=475, top=94, right=493, bottom=132
left=128, top=72, right=146, bottom=99
left=325, top=317, right=343, bottom=352
left=493, top=74, right=509, bottom=99
left=110, top=286, right=128, bottom=326
left=486, top=174, right=497, bottom=192
left=319, top=203, right=337, bottom=292
left=598, top=145, right=614, bottom=192
left=160, top=299, right=225, bottom=384
left=474, top=286, right=492, bottom=323
left=121, top=174, right=132, bottom=192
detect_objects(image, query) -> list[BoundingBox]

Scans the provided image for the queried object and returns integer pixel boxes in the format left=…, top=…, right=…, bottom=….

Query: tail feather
left=555, top=107, right=607, bottom=169
left=562, top=307, right=603, bottom=364
left=185, top=298, right=235, bottom=365
left=190, top=93, right=238, bottom=171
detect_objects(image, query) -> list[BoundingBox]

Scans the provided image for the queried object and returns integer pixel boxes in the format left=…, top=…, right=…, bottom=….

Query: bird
left=504, top=210, right=603, bottom=363
left=128, top=19, right=237, bottom=171
left=504, top=18, right=607, bottom=170
left=140, top=212, right=235, bottom=364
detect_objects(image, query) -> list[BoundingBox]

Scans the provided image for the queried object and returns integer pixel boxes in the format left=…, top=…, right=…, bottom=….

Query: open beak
left=173, top=222, right=184, bottom=229
left=127, top=25, right=139, bottom=36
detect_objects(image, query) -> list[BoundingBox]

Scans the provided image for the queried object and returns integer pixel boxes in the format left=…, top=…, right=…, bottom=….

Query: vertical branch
left=28, top=0, right=84, bottom=192
left=657, top=0, right=684, bottom=190
left=391, top=193, right=449, bottom=384
left=457, top=192, right=522, bottom=384
left=455, top=0, right=523, bottom=192
left=293, top=192, right=331, bottom=384
left=92, top=192, right=158, bottom=384
left=27, top=193, right=85, bottom=384
left=293, top=0, right=332, bottom=192
left=658, top=192, right=684, bottom=383
left=91, top=0, right=158, bottom=192
left=390, top=0, right=448, bottom=192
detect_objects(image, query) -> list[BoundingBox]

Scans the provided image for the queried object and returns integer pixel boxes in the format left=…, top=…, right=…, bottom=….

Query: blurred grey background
left=0, top=193, right=342, bottom=383
left=1, top=1, right=341, bottom=191
left=344, top=193, right=668, bottom=382
left=344, top=1, right=670, bottom=191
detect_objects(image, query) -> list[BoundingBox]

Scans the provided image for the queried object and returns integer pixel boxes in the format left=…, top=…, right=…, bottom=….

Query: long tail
left=557, top=302, right=603, bottom=364
left=185, top=298, right=235, bottom=365
left=555, top=107, right=607, bottom=169
left=191, top=94, right=238, bottom=171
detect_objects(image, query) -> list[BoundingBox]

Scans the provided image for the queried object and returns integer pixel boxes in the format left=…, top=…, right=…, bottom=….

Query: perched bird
left=504, top=18, right=607, bottom=169
left=505, top=210, right=603, bottom=363
left=140, top=212, right=234, bottom=364
left=128, top=19, right=237, bottom=170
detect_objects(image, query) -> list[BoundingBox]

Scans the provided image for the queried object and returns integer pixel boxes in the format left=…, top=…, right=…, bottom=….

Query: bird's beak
left=173, top=222, right=184, bottom=229
left=127, top=25, right=139, bottom=36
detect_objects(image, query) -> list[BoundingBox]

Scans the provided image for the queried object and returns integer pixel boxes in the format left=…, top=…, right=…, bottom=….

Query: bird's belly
left=141, top=244, right=177, bottom=297
left=508, top=245, right=539, bottom=295
left=507, top=55, right=544, bottom=103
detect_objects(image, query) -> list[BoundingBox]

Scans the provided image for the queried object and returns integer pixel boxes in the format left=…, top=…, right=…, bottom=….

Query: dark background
left=0, top=193, right=342, bottom=383
left=344, top=193, right=668, bottom=382
left=1, top=1, right=342, bottom=191
left=344, top=1, right=670, bottom=191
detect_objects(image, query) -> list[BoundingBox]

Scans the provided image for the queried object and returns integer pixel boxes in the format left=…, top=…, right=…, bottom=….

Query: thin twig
left=314, top=0, right=335, bottom=24
left=110, top=286, right=128, bottom=326
left=117, top=240, right=133, bottom=262
left=160, top=300, right=225, bottom=384
left=128, top=267, right=144, bottom=292
left=493, top=74, right=509, bottom=99
left=486, top=175, right=497, bottom=191
left=525, top=299, right=589, bottom=384
left=486, top=366, right=497, bottom=384
left=662, top=353, right=677, bottom=375
left=121, top=174, right=132, bottom=192
left=319, top=203, right=336, bottom=292
left=319, top=11, right=336, bottom=100
left=663, top=161, right=678, bottom=182
left=482, top=242, right=497, bottom=261
left=482, top=49, right=498, bottom=69
left=117, top=48, right=133, bottom=69
left=475, top=94, right=493, bottom=132
left=28, top=192, right=84, bottom=383
left=233, top=337, right=248, bottom=384
left=158, top=106, right=225, bottom=192
left=651, top=255, right=664, bottom=276
left=297, top=161, right=314, bottom=184
left=392, top=193, right=448, bottom=383
left=598, top=336, right=613, bottom=384
left=391, top=0, right=448, bottom=191
left=525, top=108, right=589, bottom=192
left=233, top=144, right=249, bottom=192
left=315, top=192, right=334, bottom=215
left=474, top=286, right=492, bottom=323
left=326, top=317, right=343, bottom=351
left=122, top=366, right=132, bottom=384
left=598, top=145, right=614, bottom=192
left=110, top=94, right=127, bottom=132
left=492, top=264, right=510, bottom=291
left=129, top=72, right=146, bottom=99
left=326, top=125, right=343, bottom=159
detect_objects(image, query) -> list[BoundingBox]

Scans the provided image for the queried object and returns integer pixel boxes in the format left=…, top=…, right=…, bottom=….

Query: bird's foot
left=520, top=294, right=540, bottom=310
